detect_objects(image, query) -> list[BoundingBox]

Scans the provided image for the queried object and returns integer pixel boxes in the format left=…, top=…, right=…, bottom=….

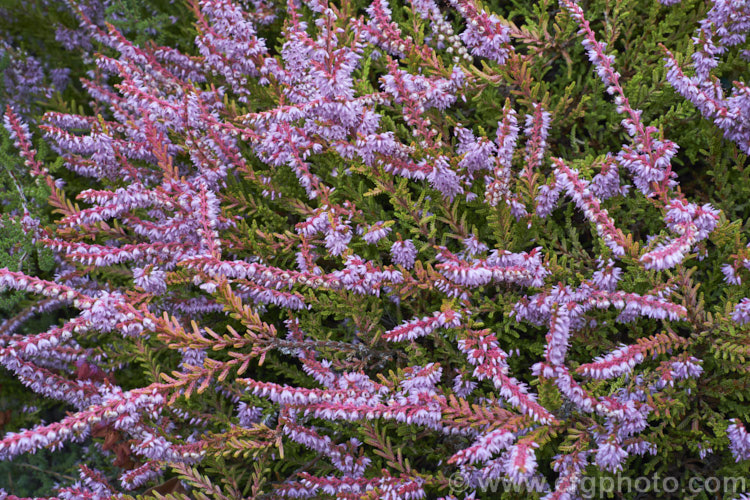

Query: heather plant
left=0, top=0, right=749, bottom=499
left=0, top=3, right=95, bottom=484
left=0, top=0, right=197, bottom=494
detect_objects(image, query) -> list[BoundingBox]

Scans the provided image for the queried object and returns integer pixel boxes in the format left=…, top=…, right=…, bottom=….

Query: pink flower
left=391, top=239, right=417, bottom=269
left=731, top=298, right=750, bottom=324
left=595, top=441, right=628, bottom=472
left=727, top=419, right=750, bottom=462
left=362, top=221, right=392, bottom=244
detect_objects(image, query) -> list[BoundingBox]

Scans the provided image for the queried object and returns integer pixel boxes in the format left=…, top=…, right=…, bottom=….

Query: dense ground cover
left=0, top=0, right=749, bottom=498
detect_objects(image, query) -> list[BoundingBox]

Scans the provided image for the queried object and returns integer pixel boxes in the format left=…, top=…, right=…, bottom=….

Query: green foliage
left=0, top=130, right=54, bottom=313
left=105, top=0, right=197, bottom=50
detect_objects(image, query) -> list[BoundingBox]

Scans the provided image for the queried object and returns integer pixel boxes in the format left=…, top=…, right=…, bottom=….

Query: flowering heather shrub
left=1, top=0, right=750, bottom=498
left=0, top=1, right=198, bottom=490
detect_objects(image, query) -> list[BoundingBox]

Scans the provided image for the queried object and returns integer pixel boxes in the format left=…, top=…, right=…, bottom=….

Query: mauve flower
left=362, top=221, right=392, bottom=244
left=731, top=298, right=750, bottom=325
left=133, top=266, right=167, bottom=295
left=391, top=239, right=417, bottom=269
left=595, top=441, right=628, bottom=472
left=427, top=156, right=464, bottom=200
left=727, top=419, right=750, bottom=462
left=669, top=357, right=703, bottom=381
left=451, top=1, right=512, bottom=64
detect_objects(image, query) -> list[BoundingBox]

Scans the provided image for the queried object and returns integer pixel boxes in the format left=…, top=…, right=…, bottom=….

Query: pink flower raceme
left=382, top=309, right=461, bottom=342
left=485, top=102, right=519, bottom=207
left=662, top=0, right=750, bottom=153
left=435, top=246, right=548, bottom=288
left=457, top=328, right=556, bottom=424
left=391, top=239, right=418, bottom=269
left=732, top=298, right=750, bottom=324
left=426, top=155, right=464, bottom=200
left=449, top=0, right=512, bottom=64
left=553, top=159, right=628, bottom=257
left=362, top=221, right=392, bottom=244
left=502, top=441, right=540, bottom=483
left=595, top=441, right=628, bottom=472
left=195, top=0, right=269, bottom=101
left=640, top=198, right=720, bottom=271
left=728, top=419, right=750, bottom=462
left=576, top=344, right=645, bottom=380
left=0, top=386, right=165, bottom=461
left=449, top=428, right=515, bottom=465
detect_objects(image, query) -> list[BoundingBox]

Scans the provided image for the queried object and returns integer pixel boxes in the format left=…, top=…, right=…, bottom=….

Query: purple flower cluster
left=449, top=0, right=512, bottom=64
left=390, top=239, right=418, bottom=269
left=663, top=0, right=750, bottom=153
left=728, top=419, right=750, bottom=462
